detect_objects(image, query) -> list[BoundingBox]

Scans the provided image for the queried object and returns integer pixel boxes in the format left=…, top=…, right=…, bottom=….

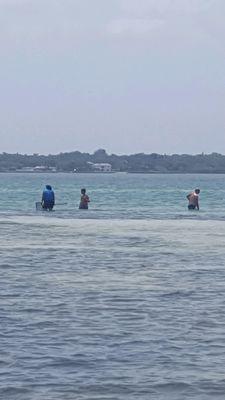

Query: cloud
left=0, top=0, right=27, bottom=3
left=120, top=0, right=215, bottom=18
left=0, top=1, right=102, bottom=52
left=107, top=17, right=164, bottom=37
left=0, top=0, right=221, bottom=48
left=105, top=0, right=225, bottom=52
left=0, top=0, right=224, bottom=155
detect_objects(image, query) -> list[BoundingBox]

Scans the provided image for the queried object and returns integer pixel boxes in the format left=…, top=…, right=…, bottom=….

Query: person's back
left=187, top=188, right=200, bottom=210
left=42, top=185, right=55, bottom=210
left=79, top=188, right=90, bottom=209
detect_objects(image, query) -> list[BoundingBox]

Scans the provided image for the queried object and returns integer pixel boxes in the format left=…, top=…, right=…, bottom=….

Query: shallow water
left=1, top=173, right=225, bottom=399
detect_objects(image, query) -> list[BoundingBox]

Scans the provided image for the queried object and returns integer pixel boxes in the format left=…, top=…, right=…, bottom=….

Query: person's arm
left=196, top=197, right=199, bottom=210
left=186, top=194, right=191, bottom=200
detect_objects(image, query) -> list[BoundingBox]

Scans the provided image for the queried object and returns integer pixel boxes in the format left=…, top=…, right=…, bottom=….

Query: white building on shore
left=87, top=162, right=112, bottom=172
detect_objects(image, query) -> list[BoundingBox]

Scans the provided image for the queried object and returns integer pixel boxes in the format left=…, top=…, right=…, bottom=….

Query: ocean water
left=1, top=173, right=225, bottom=400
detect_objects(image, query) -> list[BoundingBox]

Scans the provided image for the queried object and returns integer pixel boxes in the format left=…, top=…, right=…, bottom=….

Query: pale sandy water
left=1, top=173, right=225, bottom=399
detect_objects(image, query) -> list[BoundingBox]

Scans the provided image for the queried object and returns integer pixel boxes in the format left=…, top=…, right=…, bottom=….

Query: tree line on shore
left=1, top=149, right=225, bottom=173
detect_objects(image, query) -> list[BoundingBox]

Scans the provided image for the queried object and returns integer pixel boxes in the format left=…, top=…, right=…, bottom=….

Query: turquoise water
left=1, top=172, right=225, bottom=220
left=1, top=173, right=225, bottom=399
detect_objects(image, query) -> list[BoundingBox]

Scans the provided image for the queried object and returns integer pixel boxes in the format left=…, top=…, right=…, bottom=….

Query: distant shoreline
left=1, top=150, right=225, bottom=173
left=1, top=171, right=225, bottom=175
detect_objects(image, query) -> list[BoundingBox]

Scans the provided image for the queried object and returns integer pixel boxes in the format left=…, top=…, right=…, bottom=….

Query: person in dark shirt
left=79, top=188, right=90, bottom=209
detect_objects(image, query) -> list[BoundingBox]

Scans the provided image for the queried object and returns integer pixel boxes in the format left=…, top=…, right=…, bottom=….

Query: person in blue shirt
left=42, top=185, right=55, bottom=210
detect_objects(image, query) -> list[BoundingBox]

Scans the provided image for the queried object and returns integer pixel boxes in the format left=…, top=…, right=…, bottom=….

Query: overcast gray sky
left=0, top=0, right=224, bottom=154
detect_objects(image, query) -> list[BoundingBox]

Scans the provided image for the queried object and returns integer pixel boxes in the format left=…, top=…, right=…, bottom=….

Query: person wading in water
left=79, top=188, right=90, bottom=209
left=42, top=185, right=55, bottom=211
left=187, top=188, right=200, bottom=210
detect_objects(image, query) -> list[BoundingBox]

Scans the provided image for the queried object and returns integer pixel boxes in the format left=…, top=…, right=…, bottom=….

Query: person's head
left=81, top=188, right=86, bottom=195
left=195, top=189, right=200, bottom=194
left=46, top=185, right=52, bottom=191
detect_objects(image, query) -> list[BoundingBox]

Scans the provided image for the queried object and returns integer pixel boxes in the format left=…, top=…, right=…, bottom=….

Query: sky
left=0, top=0, right=224, bottom=155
